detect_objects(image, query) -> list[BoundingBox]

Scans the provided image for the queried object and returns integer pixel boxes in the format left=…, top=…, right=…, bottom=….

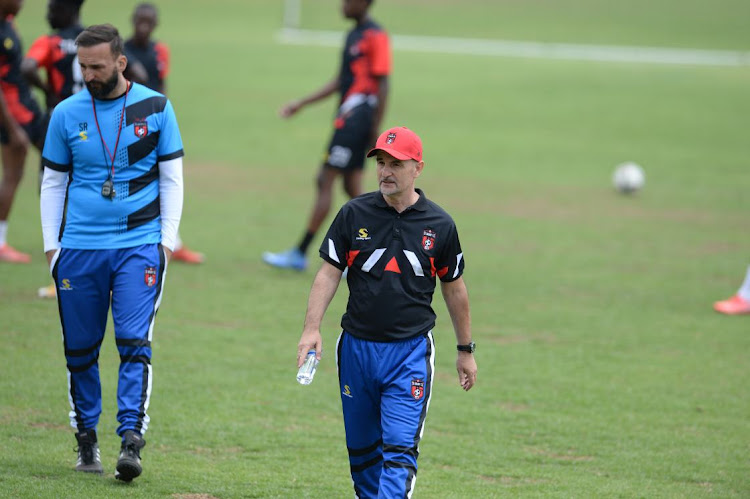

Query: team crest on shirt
left=134, top=120, right=148, bottom=138
left=386, top=132, right=397, bottom=144
left=422, top=229, right=436, bottom=251
left=411, top=378, right=425, bottom=400
left=144, top=267, right=157, bottom=287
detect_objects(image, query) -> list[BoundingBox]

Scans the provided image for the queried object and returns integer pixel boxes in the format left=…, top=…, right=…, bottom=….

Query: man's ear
left=414, top=160, right=425, bottom=178
left=116, top=54, right=128, bottom=73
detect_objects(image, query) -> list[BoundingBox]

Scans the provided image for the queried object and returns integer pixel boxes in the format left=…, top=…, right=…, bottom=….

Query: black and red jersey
left=26, top=24, right=84, bottom=102
left=0, top=17, right=41, bottom=125
left=320, top=190, right=465, bottom=341
left=124, top=39, right=169, bottom=93
left=339, top=19, right=390, bottom=103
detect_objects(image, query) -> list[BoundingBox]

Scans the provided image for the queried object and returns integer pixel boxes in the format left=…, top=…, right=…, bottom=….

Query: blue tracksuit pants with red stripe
left=336, top=331, right=435, bottom=499
left=51, top=244, right=167, bottom=438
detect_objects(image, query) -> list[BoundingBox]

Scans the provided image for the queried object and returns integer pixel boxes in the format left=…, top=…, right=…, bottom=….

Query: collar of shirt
left=373, top=188, right=428, bottom=212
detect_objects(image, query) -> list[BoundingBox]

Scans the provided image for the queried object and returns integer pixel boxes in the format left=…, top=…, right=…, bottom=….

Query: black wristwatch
left=457, top=342, right=475, bottom=353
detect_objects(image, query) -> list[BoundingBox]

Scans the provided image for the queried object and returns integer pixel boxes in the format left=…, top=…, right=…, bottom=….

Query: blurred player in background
left=124, top=2, right=204, bottom=264
left=296, top=127, right=477, bottom=497
left=713, top=266, right=750, bottom=315
left=21, top=0, right=85, bottom=296
left=0, top=0, right=44, bottom=263
left=263, top=0, right=390, bottom=271
left=22, top=0, right=84, bottom=123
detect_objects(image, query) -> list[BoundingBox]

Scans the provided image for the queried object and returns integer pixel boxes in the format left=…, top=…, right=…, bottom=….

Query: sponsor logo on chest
left=356, top=228, right=371, bottom=241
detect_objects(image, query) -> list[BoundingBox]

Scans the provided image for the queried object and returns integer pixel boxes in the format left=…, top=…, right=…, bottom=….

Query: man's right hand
left=279, top=100, right=303, bottom=119
left=297, top=329, right=323, bottom=367
left=46, top=249, right=56, bottom=266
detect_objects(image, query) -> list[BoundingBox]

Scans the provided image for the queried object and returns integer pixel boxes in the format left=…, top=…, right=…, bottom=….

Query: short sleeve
left=156, top=99, right=184, bottom=161
left=366, top=30, right=391, bottom=77
left=41, top=107, right=71, bottom=172
left=155, top=42, right=170, bottom=79
left=26, top=35, right=52, bottom=67
left=435, top=221, right=464, bottom=282
left=319, top=206, right=351, bottom=270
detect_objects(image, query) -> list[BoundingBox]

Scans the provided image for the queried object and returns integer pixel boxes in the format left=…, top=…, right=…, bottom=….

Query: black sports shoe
left=115, top=430, right=146, bottom=482
left=74, top=429, right=103, bottom=474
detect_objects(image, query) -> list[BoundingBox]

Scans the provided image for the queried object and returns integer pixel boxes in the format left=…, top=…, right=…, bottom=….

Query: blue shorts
left=51, top=244, right=167, bottom=438
left=336, top=330, right=435, bottom=498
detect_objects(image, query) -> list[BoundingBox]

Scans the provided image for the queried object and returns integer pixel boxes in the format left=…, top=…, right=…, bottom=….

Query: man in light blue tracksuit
left=40, top=23, right=183, bottom=482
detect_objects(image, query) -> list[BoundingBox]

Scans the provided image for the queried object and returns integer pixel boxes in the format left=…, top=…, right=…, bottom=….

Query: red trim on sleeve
left=0, top=81, right=33, bottom=124
left=366, top=30, right=391, bottom=76
left=26, top=35, right=55, bottom=66
left=346, top=250, right=360, bottom=267
left=154, top=42, right=170, bottom=79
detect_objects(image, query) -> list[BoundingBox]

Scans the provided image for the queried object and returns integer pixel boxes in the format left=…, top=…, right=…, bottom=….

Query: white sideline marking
left=277, top=28, right=750, bottom=67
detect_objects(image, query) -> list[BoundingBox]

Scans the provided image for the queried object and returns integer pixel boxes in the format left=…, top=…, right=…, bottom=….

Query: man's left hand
left=456, top=353, right=477, bottom=391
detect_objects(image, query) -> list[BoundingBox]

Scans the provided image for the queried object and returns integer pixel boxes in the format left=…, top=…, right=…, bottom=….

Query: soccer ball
left=612, top=162, right=645, bottom=194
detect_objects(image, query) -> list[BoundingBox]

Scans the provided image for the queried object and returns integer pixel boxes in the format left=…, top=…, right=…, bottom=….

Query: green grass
left=1, top=0, right=749, bottom=497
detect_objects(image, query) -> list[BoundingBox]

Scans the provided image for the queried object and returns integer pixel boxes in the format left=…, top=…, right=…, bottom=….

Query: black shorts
left=0, top=112, right=45, bottom=146
left=325, top=102, right=375, bottom=170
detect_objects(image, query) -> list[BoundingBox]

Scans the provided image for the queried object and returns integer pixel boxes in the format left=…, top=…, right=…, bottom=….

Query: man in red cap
left=296, top=126, right=477, bottom=498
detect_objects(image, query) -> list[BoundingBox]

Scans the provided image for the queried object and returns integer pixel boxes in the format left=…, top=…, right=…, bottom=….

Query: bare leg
left=342, top=168, right=364, bottom=199
left=305, top=165, right=340, bottom=235
left=0, top=143, right=28, bottom=221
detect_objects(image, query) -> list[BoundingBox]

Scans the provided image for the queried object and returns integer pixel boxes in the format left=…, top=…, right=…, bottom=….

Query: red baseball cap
left=366, top=126, right=423, bottom=162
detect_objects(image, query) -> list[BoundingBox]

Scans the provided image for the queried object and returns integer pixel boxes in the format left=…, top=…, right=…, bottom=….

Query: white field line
left=277, top=28, right=750, bottom=67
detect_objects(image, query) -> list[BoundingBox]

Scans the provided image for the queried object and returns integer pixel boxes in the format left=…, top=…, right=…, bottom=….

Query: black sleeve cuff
left=439, top=271, right=462, bottom=283
left=42, top=157, right=71, bottom=172
left=158, top=149, right=184, bottom=162
left=320, top=253, right=346, bottom=271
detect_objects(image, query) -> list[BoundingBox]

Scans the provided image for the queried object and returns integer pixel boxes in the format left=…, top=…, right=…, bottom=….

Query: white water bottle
left=296, top=350, right=319, bottom=385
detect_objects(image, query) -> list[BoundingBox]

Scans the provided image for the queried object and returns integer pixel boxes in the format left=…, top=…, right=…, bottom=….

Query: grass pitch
left=1, top=0, right=748, bottom=497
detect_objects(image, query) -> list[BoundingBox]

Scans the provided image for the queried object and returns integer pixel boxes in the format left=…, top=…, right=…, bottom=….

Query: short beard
left=86, top=70, right=120, bottom=99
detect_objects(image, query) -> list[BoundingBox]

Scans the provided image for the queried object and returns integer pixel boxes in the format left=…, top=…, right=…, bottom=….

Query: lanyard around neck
left=91, top=81, right=130, bottom=180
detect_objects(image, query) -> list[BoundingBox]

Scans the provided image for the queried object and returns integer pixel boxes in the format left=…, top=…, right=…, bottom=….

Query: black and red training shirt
left=320, top=189, right=465, bottom=342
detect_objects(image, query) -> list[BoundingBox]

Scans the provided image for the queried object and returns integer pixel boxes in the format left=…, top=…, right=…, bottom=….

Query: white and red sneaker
left=0, top=244, right=31, bottom=264
left=171, top=246, right=205, bottom=264
left=713, top=294, right=750, bottom=315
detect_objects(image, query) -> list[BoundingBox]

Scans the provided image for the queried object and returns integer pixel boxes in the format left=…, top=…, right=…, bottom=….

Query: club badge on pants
left=145, top=267, right=157, bottom=287
left=411, top=378, right=425, bottom=400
